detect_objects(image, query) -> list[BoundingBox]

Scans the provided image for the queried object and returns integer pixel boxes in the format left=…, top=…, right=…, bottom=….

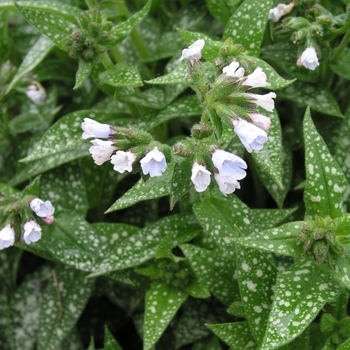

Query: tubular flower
left=212, top=150, right=247, bottom=179
left=222, top=61, right=245, bottom=78
left=246, top=92, right=276, bottom=112
left=0, top=224, right=15, bottom=249
left=179, top=39, right=205, bottom=63
left=268, top=4, right=288, bottom=22
left=248, top=113, right=271, bottom=131
left=214, top=173, right=241, bottom=196
left=233, top=119, right=268, bottom=153
left=300, top=47, right=319, bottom=71
left=243, top=67, right=268, bottom=88
left=191, top=162, right=211, bottom=192
left=23, top=220, right=42, bottom=245
left=111, top=150, right=136, bottom=173
left=89, top=139, right=117, bottom=165
left=26, top=83, right=46, bottom=105
left=30, top=198, right=55, bottom=218
left=81, top=118, right=114, bottom=139
left=140, top=147, right=167, bottom=177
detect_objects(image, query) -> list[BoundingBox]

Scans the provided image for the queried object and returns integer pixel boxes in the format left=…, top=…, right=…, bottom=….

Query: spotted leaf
left=144, top=282, right=188, bottom=350
left=261, top=258, right=342, bottom=350
left=37, top=265, right=94, bottom=350
left=223, top=0, right=274, bottom=56
left=304, top=108, right=347, bottom=219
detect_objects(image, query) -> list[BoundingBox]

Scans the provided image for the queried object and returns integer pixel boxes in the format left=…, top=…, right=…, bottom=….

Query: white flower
left=140, top=147, right=167, bottom=177
left=214, top=173, right=241, bottom=196
left=30, top=198, right=55, bottom=217
left=222, top=61, right=245, bottom=78
left=89, top=139, right=117, bottom=165
left=243, top=67, right=268, bottom=88
left=233, top=119, right=268, bottom=153
left=248, top=113, right=271, bottom=131
left=212, top=150, right=247, bottom=179
left=268, top=4, right=288, bottom=22
left=81, top=118, right=113, bottom=139
left=111, top=150, right=136, bottom=173
left=0, top=224, right=15, bottom=249
left=191, top=162, right=211, bottom=192
left=300, top=47, right=319, bottom=71
left=246, top=92, right=276, bottom=112
left=26, top=84, right=46, bottom=105
left=179, top=39, right=205, bottom=62
left=23, top=220, right=42, bottom=245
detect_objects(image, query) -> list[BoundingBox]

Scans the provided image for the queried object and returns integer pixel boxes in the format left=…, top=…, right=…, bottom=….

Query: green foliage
left=2, top=0, right=350, bottom=349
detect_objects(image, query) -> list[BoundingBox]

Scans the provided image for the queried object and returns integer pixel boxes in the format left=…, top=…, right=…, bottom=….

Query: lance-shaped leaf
left=144, top=282, right=188, bottom=350
left=205, top=0, right=231, bottom=25
left=303, top=108, right=347, bottom=219
left=252, top=108, right=283, bottom=188
left=180, top=243, right=240, bottom=305
left=207, top=322, right=258, bottom=348
left=236, top=246, right=277, bottom=345
left=74, top=60, right=94, bottom=90
left=1, top=1, right=80, bottom=23
left=112, top=0, right=151, bottom=44
left=104, top=326, right=123, bottom=350
left=223, top=0, right=273, bottom=56
left=15, top=3, right=76, bottom=50
left=333, top=252, right=350, bottom=289
left=105, top=163, right=174, bottom=212
left=6, top=35, right=54, bottom=94
left=37, top=265, right=95, bottom=350
left=234, top=221, right=305, bottom=257
left=87, top=214, right=201, bottom=278
left=99, top=63, right=143, bottom=88
left=280, top=82, right=344, bottom=118
left=261, top=258, right=342, bottom=350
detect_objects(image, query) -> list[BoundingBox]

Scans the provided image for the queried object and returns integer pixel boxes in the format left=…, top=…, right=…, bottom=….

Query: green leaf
left=104, top=326, right=123, bottom=350
left=333, top=253, right=350, bottom=289
left=234, top=221, right=305, bottom=257
left=105, top=163, right=174, bottom=213
left=144, top=282, right=188, bottom=350
left=236, top=246, right=277, bottom=345
left=180, top=244, right=240, bottom=305
left=183, top=276, right=211, bottom=299
left=87, top=214, right=200, bottom=278
left=303, top=108, right=347, bottom=219
left=191, top=336, right=222, bottom=350
left=337, top=337, right=350, bottom=350
left=74, top=59, right=93, bottom=90
left=37, top=265, right=94, bottom=350
left=280, top=82, right=344, bottom=118
left=205, top=0, right=231, bottom=25
left=170, top=157, right=193, bottom=210
left=112, top=0, right=152, bottom=44
left=15, top=3, right=76, bottom=50
left=254, top=138, right=293, bottom=208
left=99, top=63, right=143, bottom=88
left=252, top=108, right=283, bottom=188
left=1, top=1, right=80, bottom=23
left=6, top=35, right=54, bottom=94
left=223, top=0, right=273, bottom=56
left=330, top=48, right=350, bottom=81
left=261, top=259, right=342, bottom=350
left=207, top=322, right=258, bottom=348
left=145, top=64, right=187, bottom=85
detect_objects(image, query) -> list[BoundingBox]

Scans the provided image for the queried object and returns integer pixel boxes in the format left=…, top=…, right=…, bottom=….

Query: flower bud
left=191, top=123, right=214, bottom=140
left=88, top=22, right=101, bottom=37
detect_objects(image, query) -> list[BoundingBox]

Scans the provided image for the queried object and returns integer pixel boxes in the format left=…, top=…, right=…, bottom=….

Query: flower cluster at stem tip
left=0, top=197, right=55, bottom=250
left=82, top=39, right=276, bottom=196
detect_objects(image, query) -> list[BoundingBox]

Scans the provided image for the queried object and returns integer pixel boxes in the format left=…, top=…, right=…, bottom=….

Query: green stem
left=84, top=0, right=98, bottom=8
left=110, top=46, right=125, bottom=63
left=332, top=27, right=350, bottom=63
left=100, top=52, right=114, bottom=69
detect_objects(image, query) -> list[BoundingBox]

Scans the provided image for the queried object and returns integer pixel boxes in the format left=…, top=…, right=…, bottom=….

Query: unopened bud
left=313, top=241, right=328, bottom=265
left=88, top=22, right=101, bottom=37
left=41, top=215, right=55, bottom=225
left=191, top=123, right=214, bottom=140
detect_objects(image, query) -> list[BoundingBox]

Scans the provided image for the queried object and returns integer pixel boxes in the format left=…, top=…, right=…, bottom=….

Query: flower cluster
left=191, top=150, right=247, bottom=196
left=81, top=118, right=168, bottom=177
left=0, top=197, right=55, bottom=250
